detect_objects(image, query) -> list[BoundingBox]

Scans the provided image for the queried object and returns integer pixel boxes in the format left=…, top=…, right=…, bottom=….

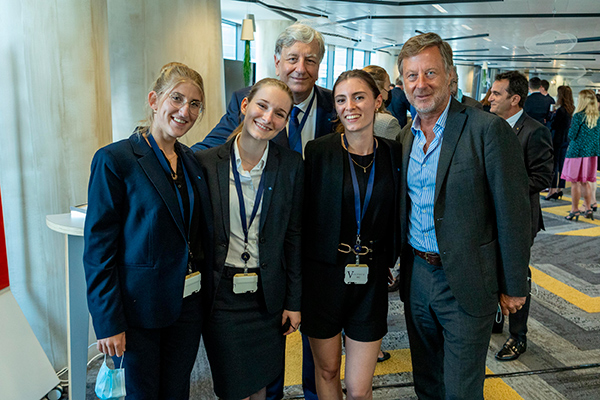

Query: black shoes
left=377, top=351, right=391, bottom=362
left=495, top=337, right=527, bottom=361
left=544, top=191, right=563, bottom=200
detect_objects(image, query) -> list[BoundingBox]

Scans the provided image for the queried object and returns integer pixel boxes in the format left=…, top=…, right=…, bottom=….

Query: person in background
left=540, top=79, right=556, bottom=105
left=196, top=78, right=302, bottom=400
left=302, top=70, right=401, bottom=399
left=84, top=62, right=213, bottom=399
left=388, top=76, right=412, bottom=128
left=546, top=86, right=575, bottom=201
left=524, top=77, right=554, bottom=124
left=363, top=65, right=402, bottom=140
left=488, top=70, right=553, bottom=362
left=561, top=89, right=600, bottom=221
left=449, top=66, right=483, bottom=110
left=397, top=33, right=530, bottom=399
left=480, top=88, right=493, bottom=112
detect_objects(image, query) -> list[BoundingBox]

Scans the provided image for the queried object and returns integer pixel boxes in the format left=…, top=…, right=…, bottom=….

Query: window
left=222, top=21, right=237, bottom=60
left=317, top=47, right=328, bottom=88
left=333, top=47, right=348, bottom=82
left=352, top=50, right=365, bottom=69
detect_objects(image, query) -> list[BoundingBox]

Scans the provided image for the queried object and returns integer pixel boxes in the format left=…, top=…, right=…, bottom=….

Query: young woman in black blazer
left=196, top=78, right=303, bottom=400
left=302, top=70, right=402, bottom=399
left=84, top=63, right=213, bottom=399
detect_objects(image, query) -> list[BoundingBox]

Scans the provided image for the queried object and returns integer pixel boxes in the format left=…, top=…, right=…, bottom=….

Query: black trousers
left=112, top=292, right=202, bottom=400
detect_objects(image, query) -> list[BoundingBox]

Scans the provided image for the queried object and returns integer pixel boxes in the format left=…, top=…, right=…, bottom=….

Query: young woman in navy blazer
left=84, top=63, right=213, bottom=400
left=196, top=78, right=303, bottom=400
left=302, top=70, right=401, bottom=399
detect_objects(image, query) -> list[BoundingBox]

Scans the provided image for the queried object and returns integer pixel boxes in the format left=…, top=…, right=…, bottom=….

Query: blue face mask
left=95, top=354, right=126, bottom=400
left=455, top=88, right=464, bottom=103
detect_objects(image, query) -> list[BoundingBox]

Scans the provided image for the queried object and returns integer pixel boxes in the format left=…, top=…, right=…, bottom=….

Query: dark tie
left=288, top=106, right=303, bottom=154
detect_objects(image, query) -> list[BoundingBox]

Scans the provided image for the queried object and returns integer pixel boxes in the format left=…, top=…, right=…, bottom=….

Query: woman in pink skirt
left=561, top=89, right=600, bottom=220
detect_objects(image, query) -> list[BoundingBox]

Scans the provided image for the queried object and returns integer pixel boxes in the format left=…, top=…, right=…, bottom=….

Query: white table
left=46, top=213, right=88, bottom=400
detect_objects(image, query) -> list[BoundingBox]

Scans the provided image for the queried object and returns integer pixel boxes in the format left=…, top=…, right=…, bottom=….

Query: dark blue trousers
left=265, top=333, right=318, bottom=400
left=112, top=293, right=202, bottom=400
left=405, top=255, right=494, bottom=400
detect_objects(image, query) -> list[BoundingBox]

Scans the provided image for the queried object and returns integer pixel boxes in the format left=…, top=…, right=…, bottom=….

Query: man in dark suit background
left=524, top=77, right=554, bottom=124
left=397, top=33, right=531, bottom=399
left=192, top=22, right=333, bottom=400
left=449, top=66, right=483, bottom=110
left=192, top=23, right=335, bottom=155
left=489, top=70, right=553, bottom=361
left=389, top=76, right=412, bottom=128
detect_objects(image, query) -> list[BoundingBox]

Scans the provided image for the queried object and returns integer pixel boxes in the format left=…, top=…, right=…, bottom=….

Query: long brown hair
left=227, top=78, right=294, bottom=141
left=556, top=86, right=575, bottom=115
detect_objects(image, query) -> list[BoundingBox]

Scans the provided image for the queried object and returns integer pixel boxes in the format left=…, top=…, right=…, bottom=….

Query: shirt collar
left=411, top=96, right=452, bottom=139
left=505, top=109, right=524, bottom=128
left=233, top=135, right=269, bottom=174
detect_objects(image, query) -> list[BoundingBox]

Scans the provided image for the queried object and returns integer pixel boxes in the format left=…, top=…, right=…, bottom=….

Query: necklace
left=341, top=133, right=377, bottom=173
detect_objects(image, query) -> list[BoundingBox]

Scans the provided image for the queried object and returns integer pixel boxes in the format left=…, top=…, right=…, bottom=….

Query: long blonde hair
left=575, top=89, right=599, bottom=129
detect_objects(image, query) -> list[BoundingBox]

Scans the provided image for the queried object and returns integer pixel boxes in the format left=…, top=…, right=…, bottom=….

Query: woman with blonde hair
left=362, top=65, right=402, bottom=140
left=196, top=78, right=303, bottom=400
left=84, top=62, right=213, bottom=399
left=561, top=89, right=600, bottom=220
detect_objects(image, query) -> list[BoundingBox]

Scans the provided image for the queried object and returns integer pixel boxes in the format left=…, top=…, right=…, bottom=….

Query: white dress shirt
left=224, top=138, right=269, bottom=269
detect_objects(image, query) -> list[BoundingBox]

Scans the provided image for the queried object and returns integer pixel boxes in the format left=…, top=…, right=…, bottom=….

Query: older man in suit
left=192, top=23, right=335, bottom=155
left=397, top=33, right=531, bottom=399
left=489, top=70, right=553, bottom=361
left=192, top=23, right=333, bottom=400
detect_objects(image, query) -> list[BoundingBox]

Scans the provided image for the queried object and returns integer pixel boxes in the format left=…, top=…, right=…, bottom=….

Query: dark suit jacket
left=513, top=111, right=554, bottom=241
left=461, top=95, right=483, bottom=110
left=389, top=87, right=411, bottom=128
left=303, top=133, right=402, bottom=267
left=398, top=99, right=531, bottom=317
left=524, top=92, right=553, bottom=124
left=192, top=85, right=336, bottom=151
left=84, top=133, right=214, bottom=339
left=195, top=140, right=303, bottom=314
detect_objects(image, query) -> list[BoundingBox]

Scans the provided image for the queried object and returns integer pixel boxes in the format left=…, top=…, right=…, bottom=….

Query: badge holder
left=183, top=271, right=201, bottom=298
left=233, top=249, right=258, bottom=294
left=342, top=239, right=370, bottom=285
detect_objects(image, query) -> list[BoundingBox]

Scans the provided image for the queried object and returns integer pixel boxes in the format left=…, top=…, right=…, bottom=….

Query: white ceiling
left=221, top=0, right=600, bottom=76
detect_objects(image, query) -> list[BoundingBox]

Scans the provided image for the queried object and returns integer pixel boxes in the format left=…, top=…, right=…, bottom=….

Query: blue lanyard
left=230, top=143, right=266, bottom=262
left=343, top=134, right=377, bottom=250
left=288, top=90, right=317, bottom=151
left=147, top=133, right=194, bottom=240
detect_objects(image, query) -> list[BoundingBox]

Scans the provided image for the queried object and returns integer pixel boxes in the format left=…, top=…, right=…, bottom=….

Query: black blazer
left=513, top=111, right=554, bottom=241
left=196, top=140, right=303, bottom=314
left=398, top=99, right=531, bottom=317
left=84, top=133, right=214, bottom=339
left=303, top=132, right=402, bottom=267
left=524, top=92, right=553, bottom=124
left=192, top=85, right=336, bottom=151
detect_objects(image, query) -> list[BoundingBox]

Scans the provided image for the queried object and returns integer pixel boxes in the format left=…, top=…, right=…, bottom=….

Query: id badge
left=233, top=273, right=258, bottom=294
left=183, top=271, right=201, bottom=298
left=344, top=264, right=369, bottom=284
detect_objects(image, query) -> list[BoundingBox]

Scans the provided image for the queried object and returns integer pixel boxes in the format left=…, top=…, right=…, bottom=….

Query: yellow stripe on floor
left=531, top=266, right=600, bottom=313
left=542, top=204, right=600, bottom=227
left=284, top=332, right=523, bottom=398
left=557, top=226, right=600, bottom=236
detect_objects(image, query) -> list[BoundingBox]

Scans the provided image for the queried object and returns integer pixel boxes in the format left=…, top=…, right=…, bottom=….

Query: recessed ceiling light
left=483, top=38, right=492, bottom=42
left=351, top=21, right=357, bottom=24
left=432, top=4, right=448, bottom=14
left=501, top=46, right=509, bottom=50
left=461, top=24, right=473, bottom=31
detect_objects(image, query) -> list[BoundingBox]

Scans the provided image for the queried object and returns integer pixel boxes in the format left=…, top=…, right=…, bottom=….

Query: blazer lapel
left=434, top=100, right=467, bottom=203
left=513, top=113, right=527, bottom=137
left=132, top=135, right=187, bottom=239
left=272, top=128, right=290, bottom=148
left=216, top=143, right=232, bottom=239
left=259, top=145, right=279, bottom=231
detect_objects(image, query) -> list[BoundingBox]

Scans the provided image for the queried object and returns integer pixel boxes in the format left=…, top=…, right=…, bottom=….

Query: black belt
left=412, top=247, right=443, bottom=266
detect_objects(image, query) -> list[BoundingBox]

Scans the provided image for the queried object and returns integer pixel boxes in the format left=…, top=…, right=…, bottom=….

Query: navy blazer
left=191, top=85, right=335, bottom=151
left=513, top=112, right=553, bottom=241
left=398, top=99, right=531, bottom=317
left=195, top=139, right=303, bottom=314
left=524, top=92, right=554, bottom=124
left=84, top=132, right=214, bottom=339
left=389, top=87, right=411, bottom=128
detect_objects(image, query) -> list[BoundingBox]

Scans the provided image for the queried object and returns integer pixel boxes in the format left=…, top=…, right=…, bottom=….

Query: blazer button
left=260, top=262, right=267, bottom=269
left=220, top=243, right=227, bottom=248
left=260, top=237, right=265, bottom=244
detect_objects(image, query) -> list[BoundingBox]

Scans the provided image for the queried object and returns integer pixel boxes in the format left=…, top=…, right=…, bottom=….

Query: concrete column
left=107, top=0, right=225, bottom=146
left=255, top=19, right=293, bottom=81
left=0, top=0, right=112, bottom=369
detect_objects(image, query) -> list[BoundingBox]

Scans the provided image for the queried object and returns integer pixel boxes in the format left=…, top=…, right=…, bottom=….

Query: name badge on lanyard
left=343, top=134, right=377, bottom=285
left=231, top=142, right=265, bottom=294
left=147, top=133, right=200, bottom=296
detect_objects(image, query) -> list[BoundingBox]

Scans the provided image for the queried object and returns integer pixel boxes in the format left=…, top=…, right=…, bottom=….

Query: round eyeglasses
left=168, top=92, right=204, bottom=116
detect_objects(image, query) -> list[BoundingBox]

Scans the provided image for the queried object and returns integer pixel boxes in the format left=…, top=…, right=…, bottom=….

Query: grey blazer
left=398, top=98, right=531, bottom=317
left=195, top=140, right=303, bottom=314
left=374, top=112, right=402, bottom=140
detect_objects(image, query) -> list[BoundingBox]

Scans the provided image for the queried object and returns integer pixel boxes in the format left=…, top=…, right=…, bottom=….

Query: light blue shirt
left=407, top=98, right=452, bottom=253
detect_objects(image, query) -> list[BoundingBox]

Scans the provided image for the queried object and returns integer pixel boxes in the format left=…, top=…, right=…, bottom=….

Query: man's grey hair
left=274, top=23, right=326, bottom=63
